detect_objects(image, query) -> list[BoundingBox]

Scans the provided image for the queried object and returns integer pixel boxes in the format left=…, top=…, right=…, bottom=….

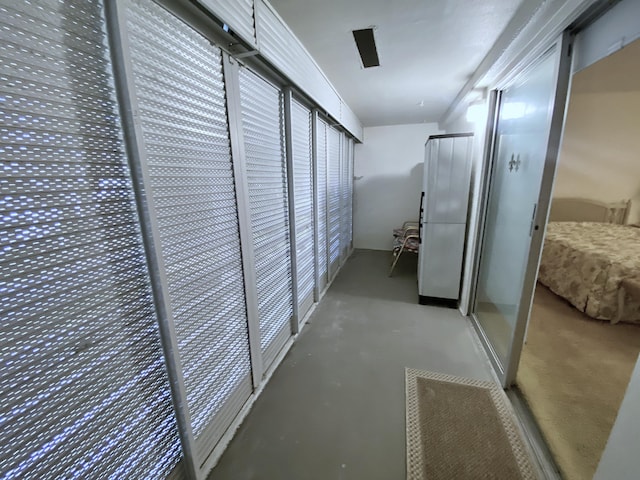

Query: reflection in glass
left=474, top=49, right=558, bottom=366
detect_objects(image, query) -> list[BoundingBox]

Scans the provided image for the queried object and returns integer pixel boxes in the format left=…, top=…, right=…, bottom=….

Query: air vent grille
left=352, top=28, right=380, bottom=68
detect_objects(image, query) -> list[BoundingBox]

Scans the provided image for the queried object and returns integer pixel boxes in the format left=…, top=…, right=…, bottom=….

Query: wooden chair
left=389, top=221, right=420, bottom=276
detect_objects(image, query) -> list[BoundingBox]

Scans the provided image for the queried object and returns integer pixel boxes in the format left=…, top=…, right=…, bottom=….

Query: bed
left=538, top=198, right=640, bottom=324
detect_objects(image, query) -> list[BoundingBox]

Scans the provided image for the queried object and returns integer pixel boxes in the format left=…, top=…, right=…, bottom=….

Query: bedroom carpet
left=517, top=284, right=640, bottom=480
left=406, top=369, right=536, bottom=480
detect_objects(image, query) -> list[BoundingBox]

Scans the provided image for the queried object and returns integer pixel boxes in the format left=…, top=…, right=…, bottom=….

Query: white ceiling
left=268, top=0, right=526, bottom=127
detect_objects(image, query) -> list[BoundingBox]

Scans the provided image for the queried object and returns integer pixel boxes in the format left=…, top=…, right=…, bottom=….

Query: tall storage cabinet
left=418, top=134, right=473, bottom=303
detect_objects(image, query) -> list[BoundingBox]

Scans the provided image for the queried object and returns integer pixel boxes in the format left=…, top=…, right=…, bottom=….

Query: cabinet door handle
left=419, top=191, right=425, bottom=243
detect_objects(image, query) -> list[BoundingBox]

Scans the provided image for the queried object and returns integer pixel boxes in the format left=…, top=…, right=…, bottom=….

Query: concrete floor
left=211, top=249, right=495, bottom=479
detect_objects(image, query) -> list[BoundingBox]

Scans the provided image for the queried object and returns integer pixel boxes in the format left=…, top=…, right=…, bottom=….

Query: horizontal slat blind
left=239, top=67, right=293, bottom=369
left=327, top=126, right=342, bottom=276
left=0, top=1, right=182, bottom=478
left=291, top=99, right=315, bottom=317
left=316, top=118, right=329, bottom=290
left=125, top=0, right=252, bottom=463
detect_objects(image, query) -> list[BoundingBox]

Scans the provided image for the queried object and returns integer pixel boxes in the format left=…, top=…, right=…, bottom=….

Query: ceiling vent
left=352, top=28, right=380, bottom=68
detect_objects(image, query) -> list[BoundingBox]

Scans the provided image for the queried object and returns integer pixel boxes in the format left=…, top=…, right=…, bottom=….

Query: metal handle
left=418, top=191, right=425, bottom=243
left=529, top=203, right=538, bottom=236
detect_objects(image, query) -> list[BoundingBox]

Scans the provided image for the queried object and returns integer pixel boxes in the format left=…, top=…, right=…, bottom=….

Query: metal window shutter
left=124, top=0, right=252, bottom=464
left=348, top=138, right=354, bottom=248
left=316, top=118, right=329, bottom=291
left=198, top=0, right=256, bottom=46
left=340, top=133, right=350, bottom=260
left=0, top=1, right=182, bottom=478
left=291, top=99, right=315, bottom=318
left=255, top=0, right=341, bottom=123
left=340, top=135, right=353, bottom=258
left=327, top=126, right=342, bottom=278
left=238, top=67, right=293, bottom=369
left=339, top=98, right=364, bottom=143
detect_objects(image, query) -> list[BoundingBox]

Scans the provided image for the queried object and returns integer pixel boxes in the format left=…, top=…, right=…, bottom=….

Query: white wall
left=554, top=38, right=640, bottom=223
left=594, top=354, right=640, bottom=480
left=353, top=123, right=442, bottom=251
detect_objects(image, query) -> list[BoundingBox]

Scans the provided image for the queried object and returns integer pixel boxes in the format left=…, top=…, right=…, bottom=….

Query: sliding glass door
left=472, top=34, right=572, bottom=386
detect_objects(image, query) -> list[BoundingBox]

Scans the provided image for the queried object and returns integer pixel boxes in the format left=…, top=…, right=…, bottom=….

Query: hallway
left=212, top=250, right=495, bottom=479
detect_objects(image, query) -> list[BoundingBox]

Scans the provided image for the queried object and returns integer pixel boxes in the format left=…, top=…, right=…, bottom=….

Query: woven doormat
left=406, top=369, right=537, bottom=480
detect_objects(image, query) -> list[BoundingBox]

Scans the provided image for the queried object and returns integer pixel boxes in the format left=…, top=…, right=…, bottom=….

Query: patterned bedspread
left=538, top=222, right=640, bottom=324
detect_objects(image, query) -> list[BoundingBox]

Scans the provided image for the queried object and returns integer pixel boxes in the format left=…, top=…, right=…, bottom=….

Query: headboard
left=549, top=198, right=631, bottom=224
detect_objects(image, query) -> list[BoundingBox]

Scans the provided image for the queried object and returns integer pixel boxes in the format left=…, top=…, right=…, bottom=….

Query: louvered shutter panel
left=348, top=138, right=354, bottom=248
left=340, top=132, right=350, bottom=260
left=327, top=126, right=342, bottom=278
left=0, top=1, right=182, bottom=478
left=198, top=0, right=256, bottom=46
left=124, top=0, right=252, bottom=463
left=290, top=99, right=315, bottom=319
left=315, top=118, right=329, bottom=292
left=238, top=67, right=293, bottom=369
left=255, top=0, right=341, bottom=121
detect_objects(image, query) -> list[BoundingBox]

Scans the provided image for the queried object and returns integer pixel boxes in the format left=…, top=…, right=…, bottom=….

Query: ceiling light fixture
left=466, top=100, right=487, bottom=124
left=465, top=88, right=488, bottom=124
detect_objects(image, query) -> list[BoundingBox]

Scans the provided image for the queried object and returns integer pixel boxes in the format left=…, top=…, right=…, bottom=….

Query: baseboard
left=166, top=460, right=185, bottom=480
left=298, top=297, right=318, bottom=332
left=317, top=246, right=354, bottom=301
left=418, top=295, right=458, bottom=309
left=464, top=317, right=561, bottom=480
left=507, top=388, right=563, bottom=480
left=200, top=335, right=295, bottom=476
left=200, top=246, right=354, bottom=477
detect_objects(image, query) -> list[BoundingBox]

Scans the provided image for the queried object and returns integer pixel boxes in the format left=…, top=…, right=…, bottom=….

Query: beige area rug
left=406, top=369, right=537, bottom=480
left=518, top=284, right=640, bottom=480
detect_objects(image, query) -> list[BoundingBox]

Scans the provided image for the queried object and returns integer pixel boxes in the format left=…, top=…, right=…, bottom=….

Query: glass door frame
left=469, top=31, right=574, bottom=387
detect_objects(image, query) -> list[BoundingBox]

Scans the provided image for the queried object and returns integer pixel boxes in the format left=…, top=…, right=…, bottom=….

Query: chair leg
left=388, top=250, right=401, bottom=277
left=389, top=239, right=409, bottom=277
left=389, top=250, right=397, bottom=276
